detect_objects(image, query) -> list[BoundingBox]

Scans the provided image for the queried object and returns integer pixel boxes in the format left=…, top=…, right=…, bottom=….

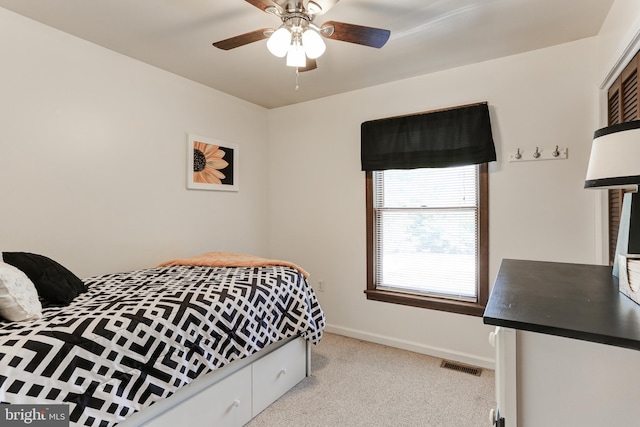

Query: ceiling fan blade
left=299, top=57, right=317, bottom=72
left=213, top=28, right=272, bottom=50
left=322, top=21, right=390, bottom=48
left=245, top=0, right=281, bottom=13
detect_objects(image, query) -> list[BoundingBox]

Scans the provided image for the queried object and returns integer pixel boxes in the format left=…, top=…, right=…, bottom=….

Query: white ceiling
left=0, top=0, right=614, bottom=109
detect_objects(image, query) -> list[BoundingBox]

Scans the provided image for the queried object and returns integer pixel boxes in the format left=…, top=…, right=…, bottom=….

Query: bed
left=0, top=252, right=325, bottom=426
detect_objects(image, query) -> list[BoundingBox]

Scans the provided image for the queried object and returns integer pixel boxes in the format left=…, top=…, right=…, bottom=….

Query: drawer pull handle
left=233, top=399, right=240, bottom=408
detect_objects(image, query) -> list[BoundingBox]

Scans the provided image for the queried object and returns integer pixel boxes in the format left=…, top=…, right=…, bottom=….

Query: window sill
left=364, top=288, right=486, bottom=317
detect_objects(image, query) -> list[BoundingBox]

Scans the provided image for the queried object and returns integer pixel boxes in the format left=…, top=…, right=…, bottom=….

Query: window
left=607, top=50, right=640, bottom=265
left=361, top=103, right=494, bottom=316
left=365, top=164, right=489, bottom=316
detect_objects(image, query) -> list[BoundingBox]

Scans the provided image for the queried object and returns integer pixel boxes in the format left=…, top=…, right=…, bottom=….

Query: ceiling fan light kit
left=213, top=0, right=391, bottom=73
left=301, top=28, right=326, bottom=59
left=286, top=39, right=306, bottom=67
left=267, top=17, right=327, bottom=66
left=266, top=27, right=291, bottom=57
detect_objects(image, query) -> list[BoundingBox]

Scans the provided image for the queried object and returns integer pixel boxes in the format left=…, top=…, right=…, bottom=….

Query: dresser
left=483, top=259, right=640, bottom=427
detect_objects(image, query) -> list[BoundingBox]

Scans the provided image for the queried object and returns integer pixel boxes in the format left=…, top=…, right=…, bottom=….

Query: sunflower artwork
left=187, top=134, right=238, bottom=191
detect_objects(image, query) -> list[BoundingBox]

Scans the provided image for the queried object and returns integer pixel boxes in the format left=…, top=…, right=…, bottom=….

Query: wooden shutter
left=608, top=51, right=640, bottom=265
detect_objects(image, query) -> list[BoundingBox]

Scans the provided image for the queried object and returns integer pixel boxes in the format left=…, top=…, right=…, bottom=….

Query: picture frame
left=186, top=134, right=239, bottom=191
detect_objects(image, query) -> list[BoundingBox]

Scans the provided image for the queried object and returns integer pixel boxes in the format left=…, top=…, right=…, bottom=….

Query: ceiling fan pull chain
left=295, top=68, right=300, bottom=91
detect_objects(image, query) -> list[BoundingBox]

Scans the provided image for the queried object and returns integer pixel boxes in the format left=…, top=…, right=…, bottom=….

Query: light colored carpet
left=247, top=332, right=495, bottom=427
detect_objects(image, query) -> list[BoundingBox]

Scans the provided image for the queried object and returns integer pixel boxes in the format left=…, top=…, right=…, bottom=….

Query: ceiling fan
left=212, top=0, right=391, bottom=72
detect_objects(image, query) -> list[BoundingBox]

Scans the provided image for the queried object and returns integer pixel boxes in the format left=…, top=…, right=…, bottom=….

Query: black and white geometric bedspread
left=0, top=265, right=325, bottom=426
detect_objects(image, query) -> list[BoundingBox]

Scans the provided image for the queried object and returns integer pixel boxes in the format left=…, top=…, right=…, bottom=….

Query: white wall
left=510, top=2, right=640, bottom=425
left=0, top=8, right=270, bottom=278
left=597, top=0, right=640, bottom=87
left=267, top=37, right=599, bottom=367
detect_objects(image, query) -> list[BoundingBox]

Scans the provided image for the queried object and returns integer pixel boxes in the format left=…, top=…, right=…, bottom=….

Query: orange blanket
left=158, top=251, right=309, bottom=278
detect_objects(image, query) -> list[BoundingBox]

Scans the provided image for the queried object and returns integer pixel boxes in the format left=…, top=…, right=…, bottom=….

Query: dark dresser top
left=483, top=259, right=640, bottom=351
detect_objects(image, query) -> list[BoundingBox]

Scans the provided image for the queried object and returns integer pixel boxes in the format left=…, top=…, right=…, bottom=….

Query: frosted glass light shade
left=302, top=29, right=326, bottom=59
left=267, top=28, right=291, bottom=58
left=286, top=42, right=306, bottom=67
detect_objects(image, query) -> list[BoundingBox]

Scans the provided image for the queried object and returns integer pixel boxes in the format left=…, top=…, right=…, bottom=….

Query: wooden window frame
left=364, top=163, right=489, bottom=317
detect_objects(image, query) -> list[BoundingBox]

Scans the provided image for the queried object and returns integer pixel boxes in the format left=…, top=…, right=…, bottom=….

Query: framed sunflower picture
left=187, top=134, right=239, bottom=191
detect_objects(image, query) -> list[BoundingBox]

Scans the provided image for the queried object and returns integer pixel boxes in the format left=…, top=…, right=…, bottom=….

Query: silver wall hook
left=533, top=147, right=541, bottom=158
left=515, top=148, right=522, bottom=160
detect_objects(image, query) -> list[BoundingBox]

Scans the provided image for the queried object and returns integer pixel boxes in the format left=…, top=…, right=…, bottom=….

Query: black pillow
left=2, top=252, right=87, bottom=305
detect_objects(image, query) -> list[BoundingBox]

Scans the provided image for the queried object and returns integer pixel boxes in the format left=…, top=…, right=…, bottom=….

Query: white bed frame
left=119, top=336, right=310, bottom=427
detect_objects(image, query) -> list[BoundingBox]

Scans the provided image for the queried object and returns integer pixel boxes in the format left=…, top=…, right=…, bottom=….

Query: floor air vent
left=440, top=360, right=482, bottom=376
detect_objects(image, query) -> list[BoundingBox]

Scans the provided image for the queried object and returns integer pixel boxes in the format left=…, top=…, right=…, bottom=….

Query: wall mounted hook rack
left=509, top=146, right=568, bottom=162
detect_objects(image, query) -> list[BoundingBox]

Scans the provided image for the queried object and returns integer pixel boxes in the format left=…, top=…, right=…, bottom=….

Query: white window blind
left=373, top=165, right=479, bottom=302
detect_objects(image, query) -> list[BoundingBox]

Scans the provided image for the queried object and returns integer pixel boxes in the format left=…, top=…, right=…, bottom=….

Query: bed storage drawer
left=144, top=365, right=252, bottom=427
left=252, top=337, right=307, bottom=416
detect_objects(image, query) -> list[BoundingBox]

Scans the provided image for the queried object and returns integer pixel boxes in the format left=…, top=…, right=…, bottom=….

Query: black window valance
left=361, top=103, right=496, bottom=171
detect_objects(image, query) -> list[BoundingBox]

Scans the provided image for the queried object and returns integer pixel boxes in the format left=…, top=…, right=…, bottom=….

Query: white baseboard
left=324, top=324, right=496, bottom=370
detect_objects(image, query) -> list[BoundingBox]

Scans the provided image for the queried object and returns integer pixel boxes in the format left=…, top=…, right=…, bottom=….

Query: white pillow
left=0, top=262, right=42, bottom=321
